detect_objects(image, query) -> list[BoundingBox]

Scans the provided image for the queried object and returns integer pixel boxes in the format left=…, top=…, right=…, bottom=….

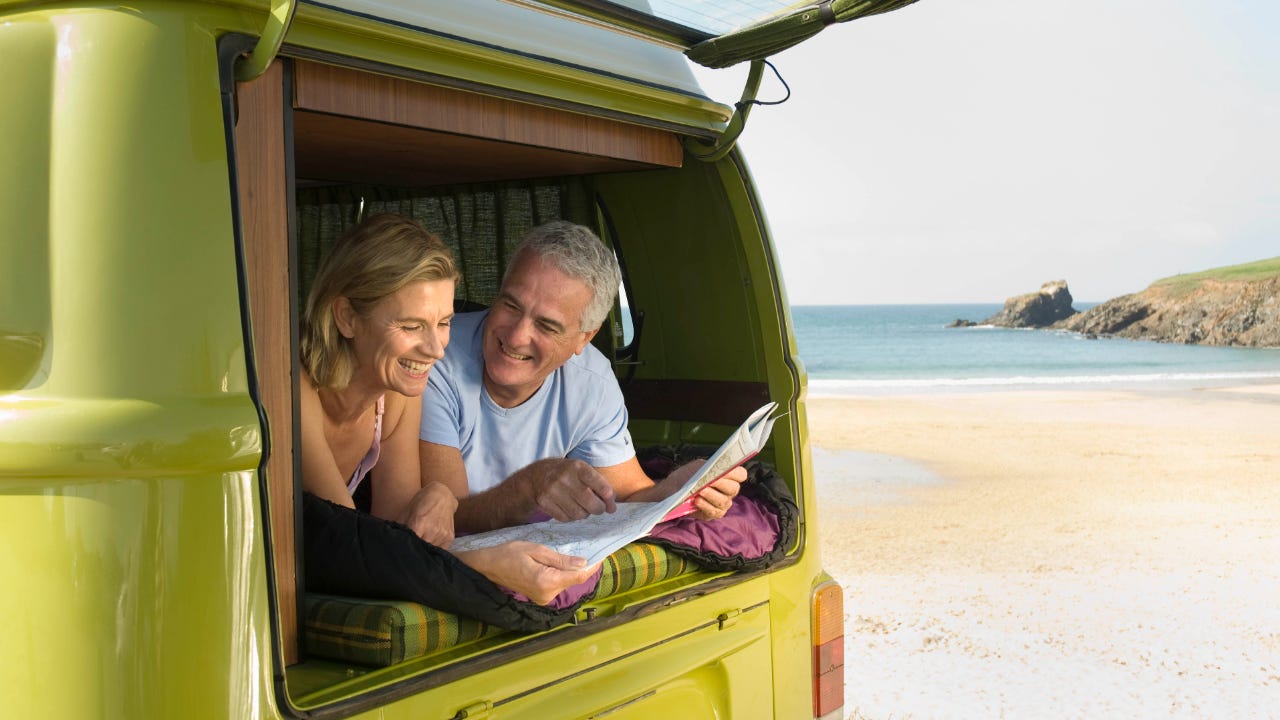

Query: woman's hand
left=455, top=542, right=598, bottom=605
left=398, top=481, right=458, bottom=548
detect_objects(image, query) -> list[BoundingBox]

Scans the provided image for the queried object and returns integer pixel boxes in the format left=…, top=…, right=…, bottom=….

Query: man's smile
left=498, top=339, right=532, bottom=361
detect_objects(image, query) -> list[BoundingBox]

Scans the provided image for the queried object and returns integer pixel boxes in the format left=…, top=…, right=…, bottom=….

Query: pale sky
left=691, top=1, right=1280, bottom=305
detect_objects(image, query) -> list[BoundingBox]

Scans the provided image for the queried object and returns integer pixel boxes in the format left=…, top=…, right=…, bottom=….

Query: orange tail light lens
left=812, top=580, right=845, bottom=718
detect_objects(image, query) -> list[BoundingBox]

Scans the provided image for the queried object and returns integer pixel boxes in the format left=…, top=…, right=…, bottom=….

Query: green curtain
left=686, top=0, right=922, bottom=69
left=295, top=178, right=595, bottom=310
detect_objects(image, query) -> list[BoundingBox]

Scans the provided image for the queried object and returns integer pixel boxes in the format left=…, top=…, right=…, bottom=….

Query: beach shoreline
left=809, top=383, right=1280, bottom=719
left=806, top=372, right=1280, bottom=399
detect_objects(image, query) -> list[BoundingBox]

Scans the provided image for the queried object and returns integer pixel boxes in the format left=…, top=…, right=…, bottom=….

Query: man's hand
left=398, top=481, right=458, bottom=548
left=518, top=458, right=618, bottom=522
left=455, top=541, right=599, bottom=605
left=651, top=460, right=745, bottom=521
left=689, top=471, right=743, bottom=520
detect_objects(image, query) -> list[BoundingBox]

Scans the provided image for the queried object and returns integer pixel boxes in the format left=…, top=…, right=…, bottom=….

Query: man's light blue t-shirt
left=421, top=311, right=635, bottom=493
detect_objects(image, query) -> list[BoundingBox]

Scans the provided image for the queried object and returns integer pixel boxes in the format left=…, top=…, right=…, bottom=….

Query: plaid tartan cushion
left=302, top=542, right=696, bottom=667
left=596, top=542, right=694, bottom=596
left=303, top=595, right=498, bottom=667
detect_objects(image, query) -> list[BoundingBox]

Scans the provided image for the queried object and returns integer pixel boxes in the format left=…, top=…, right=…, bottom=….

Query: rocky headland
left=1054, top=273, right=1280, bottom=347
left=983, top=279, right=1077, bottom=328
left=949, top=259, right=1280, bottom=348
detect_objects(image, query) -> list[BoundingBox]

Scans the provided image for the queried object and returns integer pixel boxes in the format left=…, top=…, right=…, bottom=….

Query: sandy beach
left=809, top=383, right=1280, bottom=719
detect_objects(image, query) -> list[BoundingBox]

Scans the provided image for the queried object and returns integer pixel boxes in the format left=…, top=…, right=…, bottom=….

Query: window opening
left=617, top=275, right=635, bottom=347
left=595, top=195, right=642, bottom=382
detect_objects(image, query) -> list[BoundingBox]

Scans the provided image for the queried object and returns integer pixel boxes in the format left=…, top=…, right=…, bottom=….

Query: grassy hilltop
left=1152, top=257, right=1280, bottom=296
left=1057, top=256, right=1280, bottom=347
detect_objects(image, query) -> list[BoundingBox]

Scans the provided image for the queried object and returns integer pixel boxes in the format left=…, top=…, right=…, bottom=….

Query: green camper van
left=1, top=1, right=915, bottom=717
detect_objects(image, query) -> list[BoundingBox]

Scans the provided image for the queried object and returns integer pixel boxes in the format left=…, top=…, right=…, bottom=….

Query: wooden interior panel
left=293, top=59, right=682, bottom=170
left=235, top=61, right=298, bottom=665
left=294, top=111, right=660, bottom=187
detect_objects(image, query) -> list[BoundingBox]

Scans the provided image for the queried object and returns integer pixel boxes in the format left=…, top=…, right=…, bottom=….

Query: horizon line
left=788, top=300, right=1106, bottom=307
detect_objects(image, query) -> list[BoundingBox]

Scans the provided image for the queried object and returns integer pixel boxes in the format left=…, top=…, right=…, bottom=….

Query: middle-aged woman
left=298, top=213, right=595, bottom=605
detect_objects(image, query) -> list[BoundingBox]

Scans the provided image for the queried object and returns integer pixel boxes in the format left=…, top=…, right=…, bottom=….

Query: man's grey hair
left=507, top=221, right=622, bottom=332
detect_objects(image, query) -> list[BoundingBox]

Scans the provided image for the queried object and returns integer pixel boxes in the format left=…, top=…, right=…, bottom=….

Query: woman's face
left=345, top=278, right=455, bottom=397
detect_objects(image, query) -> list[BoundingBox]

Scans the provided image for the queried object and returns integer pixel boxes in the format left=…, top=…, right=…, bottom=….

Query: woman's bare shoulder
left=298, top=370, right=322, bottom=411
left=380, top=391, right=421, bottom=438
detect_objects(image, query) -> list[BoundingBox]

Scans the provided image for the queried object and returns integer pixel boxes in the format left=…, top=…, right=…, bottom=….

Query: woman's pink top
left=346, top=395, right=385, bottom=495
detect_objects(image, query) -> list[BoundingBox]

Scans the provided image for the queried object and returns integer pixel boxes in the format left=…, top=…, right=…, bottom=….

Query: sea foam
left=807, top=371, right=1280, bottom=396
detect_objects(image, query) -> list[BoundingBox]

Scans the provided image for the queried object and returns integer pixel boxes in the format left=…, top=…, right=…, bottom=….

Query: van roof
left=305, top=0, right=712, bottom=98
left=510, top=1, right=807, bottom=41
left=306, top=1, right=921, bottom=75
left=316, top=1, right=814, bottom=48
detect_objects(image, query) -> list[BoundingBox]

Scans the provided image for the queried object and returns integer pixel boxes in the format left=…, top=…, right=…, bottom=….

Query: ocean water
left=791, top=304, right=1280, bottom=394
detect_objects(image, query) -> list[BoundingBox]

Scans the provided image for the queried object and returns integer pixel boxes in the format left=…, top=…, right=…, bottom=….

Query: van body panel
left=289, top=578, right=776, bottom=716
left=1, top=4, right=278, bottom=718
left=599, top=150, right=823, bottom=720
left=0, top=11, right=55, bottom=390
left=2, top=3, right=246, bottom=399
left=0, top=474, right=275, bottom=719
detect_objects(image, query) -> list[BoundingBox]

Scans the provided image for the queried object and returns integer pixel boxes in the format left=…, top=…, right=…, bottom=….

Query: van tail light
left=811, top=580, right=845, bottom=719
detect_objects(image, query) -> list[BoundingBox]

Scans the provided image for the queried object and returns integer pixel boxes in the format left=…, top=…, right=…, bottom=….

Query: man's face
left=482, top=253, right=597, bottom=408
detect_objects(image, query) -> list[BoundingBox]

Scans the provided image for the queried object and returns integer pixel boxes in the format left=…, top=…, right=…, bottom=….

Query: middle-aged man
left=420, top=220, right=743, bottom=534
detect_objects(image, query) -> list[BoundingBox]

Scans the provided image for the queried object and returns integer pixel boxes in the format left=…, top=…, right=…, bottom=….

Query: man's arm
left=593, top=456, right=657, bottom=500
left=421, top=441, right=617, bottom=533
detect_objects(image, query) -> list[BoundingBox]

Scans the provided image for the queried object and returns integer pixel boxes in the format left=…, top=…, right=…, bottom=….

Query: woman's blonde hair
left=301, top=214, right=458, bottom=389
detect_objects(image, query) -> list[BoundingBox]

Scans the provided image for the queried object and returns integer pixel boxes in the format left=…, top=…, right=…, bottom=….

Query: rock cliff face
left=1054, top=276, right=1280, bottom=347
left=982, top=280, right=1077, bottom=328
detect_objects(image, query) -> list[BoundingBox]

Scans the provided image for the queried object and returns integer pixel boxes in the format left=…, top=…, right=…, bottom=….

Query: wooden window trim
left=235, top=61, right=299, bottom=665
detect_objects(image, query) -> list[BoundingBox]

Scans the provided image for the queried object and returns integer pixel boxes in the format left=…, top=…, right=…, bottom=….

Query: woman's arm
left=302, top=493, right=593, bottom=615
left=373, top=393, right=457, bottom=547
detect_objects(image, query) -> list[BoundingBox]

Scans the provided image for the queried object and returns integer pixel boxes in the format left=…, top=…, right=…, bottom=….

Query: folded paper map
left=451, top=401, right=779, bottom=566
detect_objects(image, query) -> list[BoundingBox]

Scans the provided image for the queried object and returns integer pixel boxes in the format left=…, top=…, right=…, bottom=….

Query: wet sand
left=809, top=384, right=1280, bottom=719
